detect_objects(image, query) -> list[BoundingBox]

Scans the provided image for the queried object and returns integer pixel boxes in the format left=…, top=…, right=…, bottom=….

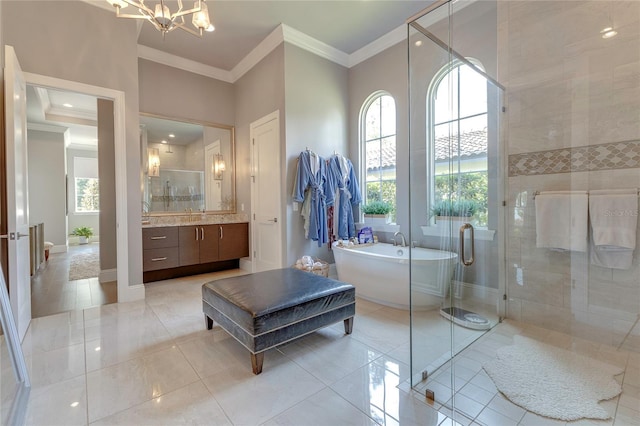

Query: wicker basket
left=293, top=258, right=329, bottom=277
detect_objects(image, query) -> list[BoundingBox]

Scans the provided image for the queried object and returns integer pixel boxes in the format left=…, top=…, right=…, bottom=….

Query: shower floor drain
left=440, top=307, right=491, bottom=330
left=464, top=313, right=490, bottom=324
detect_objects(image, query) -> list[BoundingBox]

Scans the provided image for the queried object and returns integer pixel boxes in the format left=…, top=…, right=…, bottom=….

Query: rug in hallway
left=68, top=252, right=100, bottom=280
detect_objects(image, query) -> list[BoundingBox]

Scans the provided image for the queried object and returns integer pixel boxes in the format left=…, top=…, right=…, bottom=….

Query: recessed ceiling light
left=161, top=140, right=168, bottom=144
left=168, top=134, right=175, bottom=138
left=600, top=27, right=617, bottom=39
left=415, top=40, right=423, bottom=47
left=63, top=103, right=73, bottom=108
left=94, top=346, right=100, bottom=351
left=70, top=402, right=79, bottom=408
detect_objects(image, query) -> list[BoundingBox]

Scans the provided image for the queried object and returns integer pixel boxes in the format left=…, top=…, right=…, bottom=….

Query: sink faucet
left=393, top=231, right=407, bottom=247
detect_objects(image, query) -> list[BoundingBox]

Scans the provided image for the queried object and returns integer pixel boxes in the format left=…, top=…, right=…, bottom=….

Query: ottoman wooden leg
left=344, top=317, right=354, bottom=334
left=251, top=352, right=264, bottom=375
left=204, top=315, right=214, bottom=330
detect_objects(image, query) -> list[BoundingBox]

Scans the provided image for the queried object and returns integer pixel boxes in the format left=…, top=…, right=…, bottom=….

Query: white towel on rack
left=589, top=188, right=638, bottom=269
left=535, top=191, right=588, bottom=252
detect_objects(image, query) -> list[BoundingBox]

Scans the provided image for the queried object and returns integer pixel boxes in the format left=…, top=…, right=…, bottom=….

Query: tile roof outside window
left=366, top=128, right=488, bottom=172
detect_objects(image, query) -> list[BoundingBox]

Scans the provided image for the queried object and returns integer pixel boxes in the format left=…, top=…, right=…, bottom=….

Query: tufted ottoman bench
left=202, top=268, right=355, bottom=374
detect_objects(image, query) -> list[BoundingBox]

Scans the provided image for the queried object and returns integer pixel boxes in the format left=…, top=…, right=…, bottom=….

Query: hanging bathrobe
left=328, top=154, right=361, bottom=240
left=293, top=150, right=334, bottom=246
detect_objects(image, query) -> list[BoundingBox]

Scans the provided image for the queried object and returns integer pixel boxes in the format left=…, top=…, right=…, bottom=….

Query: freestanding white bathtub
left=332, top=242, right=458, bottom=310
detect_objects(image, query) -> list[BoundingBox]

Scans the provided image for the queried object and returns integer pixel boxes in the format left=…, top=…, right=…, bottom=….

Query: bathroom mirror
left=140, top=113, right=235, bottom=214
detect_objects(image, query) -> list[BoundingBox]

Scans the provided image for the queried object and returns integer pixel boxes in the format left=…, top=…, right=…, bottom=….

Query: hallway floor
left=30, top=243, right=117, bottom=318
left=1, top=268, right=638, bottom=425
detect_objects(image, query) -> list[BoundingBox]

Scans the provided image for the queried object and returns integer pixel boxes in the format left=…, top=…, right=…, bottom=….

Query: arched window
left=429, top=60, right=488, bottom=226
left=361, top=92, right=396, bottom=220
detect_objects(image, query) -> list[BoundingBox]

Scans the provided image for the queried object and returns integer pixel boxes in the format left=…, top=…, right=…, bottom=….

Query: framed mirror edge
left=140, top=112, right=237, bottom=216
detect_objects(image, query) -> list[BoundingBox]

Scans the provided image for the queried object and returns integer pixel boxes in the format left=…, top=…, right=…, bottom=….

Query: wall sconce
left=213, top=153, right=225, bottom=180
left=148, top=148, right=160, bottom=177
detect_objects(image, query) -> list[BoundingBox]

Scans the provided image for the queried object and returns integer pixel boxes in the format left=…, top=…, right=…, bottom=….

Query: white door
left=250, top=111, right=282, bottom=272
left=205, top=141, right=222, bottom=210
left=4, top=46, right=31, bottom=340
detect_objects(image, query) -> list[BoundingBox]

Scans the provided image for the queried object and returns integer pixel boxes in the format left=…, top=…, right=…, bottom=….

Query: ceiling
left=99, top=0, right=433, bottom=71
left=26, top=86, right=99, bottom=150
left=28, top=1, right=434, bottom=149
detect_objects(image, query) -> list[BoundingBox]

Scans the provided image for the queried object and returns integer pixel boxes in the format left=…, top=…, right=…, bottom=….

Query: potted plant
left=362, top=200, right=393, bottom=225
left=71, top=226, right=93, bottom=245
left=430, top=199, right=478, bottom=227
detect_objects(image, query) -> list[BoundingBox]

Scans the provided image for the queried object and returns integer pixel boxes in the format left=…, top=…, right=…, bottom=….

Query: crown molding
left=27, top=122, right=68, bottom=134
left=45, top=113, right=97, bottom=127
left=137, top=23, right=410, bottom=83
left=83, top=0, right=113, bottom=13
left=35, top=87, right=97, bottom=123
left=281, top=24, right=349, bottom=68
left=348, top=24, right=407, bottom=68
left=90, top=0, right=415, bottom=80
left=67, top=143, right=98, bottom=152
left=138, top=45, right=234, bottom=83
left=33, top=87, right=51, bottom=117
left=230, top=24, right=285, bottom=82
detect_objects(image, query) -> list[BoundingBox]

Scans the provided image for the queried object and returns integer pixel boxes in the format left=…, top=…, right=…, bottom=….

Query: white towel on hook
left=535, top=191, right=588, bottom=252
left=589, top=188, right=638, bottom=269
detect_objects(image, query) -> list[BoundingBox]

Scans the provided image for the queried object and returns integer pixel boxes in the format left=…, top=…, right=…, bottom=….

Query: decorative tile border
left=508, top=140, right=640, bottom=177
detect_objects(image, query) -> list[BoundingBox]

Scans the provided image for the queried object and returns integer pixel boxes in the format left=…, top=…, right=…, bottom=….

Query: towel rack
left=533, top=189, right=640, bottom=199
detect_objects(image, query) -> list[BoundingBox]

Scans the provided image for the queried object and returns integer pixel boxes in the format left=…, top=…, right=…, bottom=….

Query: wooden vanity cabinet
left=143, top=222, right=249, bottom=283
left=179, top=225, right=220, bottom=266
left=218, top=223, right=249, bottom=260
left=142, top=227, right=179, bottom=271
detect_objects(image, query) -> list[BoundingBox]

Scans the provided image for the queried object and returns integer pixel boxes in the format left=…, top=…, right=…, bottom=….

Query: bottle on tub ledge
left=357, top=226, right=374, bottom=244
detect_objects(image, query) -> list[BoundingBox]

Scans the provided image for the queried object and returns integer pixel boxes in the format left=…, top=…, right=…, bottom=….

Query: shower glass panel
left=408, top=0, right=504, bottom=406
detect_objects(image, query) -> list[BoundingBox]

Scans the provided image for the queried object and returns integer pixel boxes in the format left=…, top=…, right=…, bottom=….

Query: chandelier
left=106, top=0, right=214, bottom=37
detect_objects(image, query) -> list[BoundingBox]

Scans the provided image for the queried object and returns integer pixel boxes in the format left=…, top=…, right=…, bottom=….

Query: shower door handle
left=459, top=223, right=475, bottom=266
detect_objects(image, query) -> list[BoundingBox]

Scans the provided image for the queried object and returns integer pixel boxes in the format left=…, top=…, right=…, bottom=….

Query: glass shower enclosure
left=408, top=0, right=505, bottom=405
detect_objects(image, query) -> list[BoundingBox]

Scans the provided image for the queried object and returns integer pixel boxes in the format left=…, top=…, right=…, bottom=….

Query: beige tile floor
left=0, top=268, right=637, bottom=425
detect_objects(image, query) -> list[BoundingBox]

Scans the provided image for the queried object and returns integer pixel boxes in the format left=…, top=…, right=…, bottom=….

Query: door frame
left=23, top=72, right=135, bottom=302
left=250, top=110, right=283, bottom=272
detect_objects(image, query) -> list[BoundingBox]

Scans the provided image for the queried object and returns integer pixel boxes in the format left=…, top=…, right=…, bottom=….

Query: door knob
left=268, top=218, right=278, bottom=223
left=0, top=232, right=28, bottom=240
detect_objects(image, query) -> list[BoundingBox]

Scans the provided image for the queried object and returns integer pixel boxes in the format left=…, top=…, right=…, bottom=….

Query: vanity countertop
left=142, top=213, right=249, bottom=228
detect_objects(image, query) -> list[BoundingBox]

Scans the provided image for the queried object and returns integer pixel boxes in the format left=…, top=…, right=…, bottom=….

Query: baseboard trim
left=119, top=283, right=145, bottom=303
left=239, top=257, right=252, bottom=272
left=50, top=245, right=67, bottom=253
left=99, top=268, right=117, bottom=283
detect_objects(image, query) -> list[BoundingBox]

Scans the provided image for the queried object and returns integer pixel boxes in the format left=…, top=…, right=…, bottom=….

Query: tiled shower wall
left=500, top=1, right=640, bottom=351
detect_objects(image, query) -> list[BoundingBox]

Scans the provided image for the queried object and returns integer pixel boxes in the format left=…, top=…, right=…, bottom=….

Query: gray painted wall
left=348, top=41, right=409, bottom=240
left=284, top=43, right=349, bottom=266
left=27, top=131, right=67, bottom=247
left=3, top=0, right=142, bottom=287
left=234, top=44, right=286, bottom=258
left=138, top=59, right=235, bottom=126
left=98, top=99, right=116, bottom=271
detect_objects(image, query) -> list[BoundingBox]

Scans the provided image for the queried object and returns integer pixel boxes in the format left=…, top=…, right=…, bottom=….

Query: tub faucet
left=393, top=231, right=407, bottom=247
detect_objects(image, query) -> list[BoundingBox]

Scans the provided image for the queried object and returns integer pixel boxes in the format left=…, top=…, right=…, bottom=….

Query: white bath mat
left=68, top=252, right=100, bottom=281
left=483, top=335, right=623, bottom=421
